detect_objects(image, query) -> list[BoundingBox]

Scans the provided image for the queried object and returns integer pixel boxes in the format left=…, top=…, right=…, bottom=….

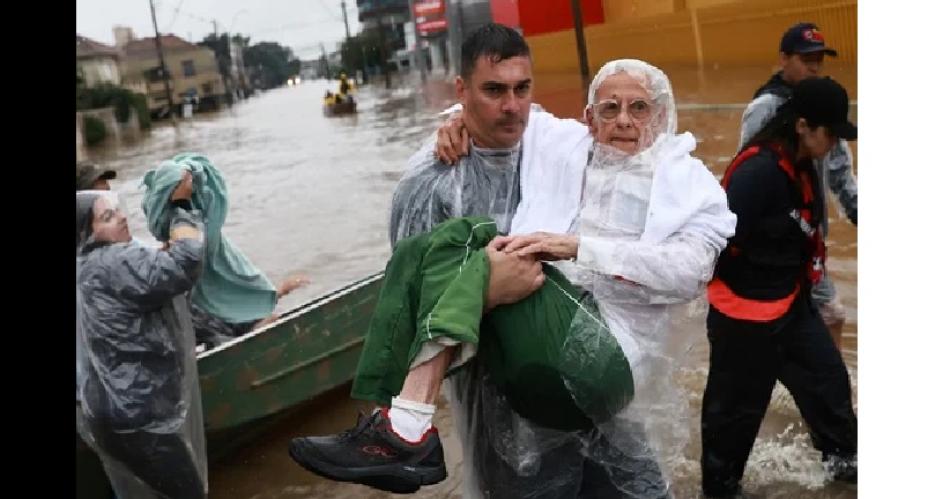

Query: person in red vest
left=701, top=77, right=858, bottom=497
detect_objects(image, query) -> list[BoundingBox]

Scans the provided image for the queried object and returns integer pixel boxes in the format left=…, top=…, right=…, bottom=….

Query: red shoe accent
left=381, top=407, right=439, bottom=446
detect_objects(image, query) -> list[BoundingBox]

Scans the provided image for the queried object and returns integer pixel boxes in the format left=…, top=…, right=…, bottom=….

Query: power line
left=164, top=0, right=187, bottom=32
left=316, top=0, right=343, bottom=21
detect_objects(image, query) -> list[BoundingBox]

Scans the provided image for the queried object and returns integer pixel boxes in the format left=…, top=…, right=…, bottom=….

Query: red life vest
left=707, top=143, right=826, bottom=322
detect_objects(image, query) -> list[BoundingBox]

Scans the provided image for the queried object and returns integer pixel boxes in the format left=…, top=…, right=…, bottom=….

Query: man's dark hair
left=460, top=23, right=531, bottom=80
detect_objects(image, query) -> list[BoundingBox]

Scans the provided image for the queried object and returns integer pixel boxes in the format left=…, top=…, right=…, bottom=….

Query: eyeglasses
left=591, top=98, right=652, bottom=122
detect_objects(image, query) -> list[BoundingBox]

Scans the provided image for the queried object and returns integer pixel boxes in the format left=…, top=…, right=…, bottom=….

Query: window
left=145, top=67, right=165, bottom=82
left=182, top=60, right=196, bottom=77
left=201, top=82, right=214, bottom=95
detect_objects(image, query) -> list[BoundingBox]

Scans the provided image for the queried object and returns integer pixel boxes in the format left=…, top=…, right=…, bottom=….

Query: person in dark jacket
left=700, top=77, right=858, bottom=497
left=739, top=22, right=858, bottom=349
left=76, top=172, right=209, bottom=499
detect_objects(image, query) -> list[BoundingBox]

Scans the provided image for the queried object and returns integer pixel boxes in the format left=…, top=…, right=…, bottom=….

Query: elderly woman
left=76, top=174, right=208, bottom=499
left=290, top=60, right=735, bottom=498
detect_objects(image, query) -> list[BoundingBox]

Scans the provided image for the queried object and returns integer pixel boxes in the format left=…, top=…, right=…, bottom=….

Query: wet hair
left=76, top=192, right=100, bottom=251
left=460, top=23, right=530, bottom=80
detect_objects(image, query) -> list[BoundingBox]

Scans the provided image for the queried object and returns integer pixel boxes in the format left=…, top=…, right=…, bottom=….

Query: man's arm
left=824, top=139, right=858, bottom=225
left=435, top=104, right=586, bottom=165
left=738, top=93, right=784, bottom=150
left=110, top=207, right=205, bottom=310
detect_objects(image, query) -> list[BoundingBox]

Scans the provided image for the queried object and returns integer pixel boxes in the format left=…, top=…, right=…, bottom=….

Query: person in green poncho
left=142, top=153, right=310, bottom=348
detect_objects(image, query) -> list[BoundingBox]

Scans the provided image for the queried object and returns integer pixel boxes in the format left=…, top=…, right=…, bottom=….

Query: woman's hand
left=170, top=171, right=194, bottom=201
left=277, top=275, right=311, bottom=298
left=494, top=232, right=579, bottom=261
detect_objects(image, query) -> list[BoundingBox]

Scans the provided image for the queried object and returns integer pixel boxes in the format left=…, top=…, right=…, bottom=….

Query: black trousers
left=700, top=297, right=857, bottom=496
left=88, top=419, right=206, bottom=499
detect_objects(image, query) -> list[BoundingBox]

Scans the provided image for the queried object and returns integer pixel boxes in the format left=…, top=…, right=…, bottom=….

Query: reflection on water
left=85, top=65, right=856, bottom=498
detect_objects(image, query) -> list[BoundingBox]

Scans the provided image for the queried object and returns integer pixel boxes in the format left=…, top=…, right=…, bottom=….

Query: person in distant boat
left=338, top=72, right=355, bottom=104
left=76, top=175, right=209, bottom=499
left=338, top=71, right=351, bottom=96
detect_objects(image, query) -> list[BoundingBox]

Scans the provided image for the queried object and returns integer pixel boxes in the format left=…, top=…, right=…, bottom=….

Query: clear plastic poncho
left=388, top=129, right=524, bottom=370
left=76, top=190, right=209, bottom=499
left=389, top=137, right=522, bottom=248
left=439, top=60, right=735, bottom=498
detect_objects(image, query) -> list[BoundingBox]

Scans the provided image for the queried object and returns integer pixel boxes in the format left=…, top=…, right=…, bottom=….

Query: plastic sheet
left=389, top=137, right=522, bottom=246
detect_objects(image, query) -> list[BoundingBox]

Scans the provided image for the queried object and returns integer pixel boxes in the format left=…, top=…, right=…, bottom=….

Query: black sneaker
left=825, top=454, right=857, bottom=484
left=288, top=409, right=447, bottom=494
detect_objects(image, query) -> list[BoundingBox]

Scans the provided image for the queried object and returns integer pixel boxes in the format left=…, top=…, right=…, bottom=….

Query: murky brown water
left=86, top=63, right=857, bottom=498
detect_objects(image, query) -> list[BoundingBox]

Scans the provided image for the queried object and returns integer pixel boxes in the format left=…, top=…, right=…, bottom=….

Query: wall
left=445, top=0, right=494, bottom=75
left=518, top=0, right=604, bottom=36
left=77, top=107, right=142, bottom=145
left=78, top=57, right=121, bottom=86
left=489, top=0, right=520, bottom=27
left=76, top=113, right=87, bottom=162
left=121, top=46, right=225, bottom=110
left=524, top=0, right=856, bottom=72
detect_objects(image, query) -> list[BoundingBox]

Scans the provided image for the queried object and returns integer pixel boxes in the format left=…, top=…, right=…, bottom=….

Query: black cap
left=791, top=77, right=856, bottom=140
left=76, top=161, right=117, bottom=190
left=780, top=22, right=838, bottom=57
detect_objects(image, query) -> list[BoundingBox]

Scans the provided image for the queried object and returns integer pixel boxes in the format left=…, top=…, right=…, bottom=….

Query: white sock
left=388, top=396, right=436, bottom=443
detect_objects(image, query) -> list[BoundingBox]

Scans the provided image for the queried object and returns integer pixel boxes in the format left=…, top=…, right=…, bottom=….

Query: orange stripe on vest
left=710, top=143, right=817, bottom=322
left=707, top=277, right=800, bottom=322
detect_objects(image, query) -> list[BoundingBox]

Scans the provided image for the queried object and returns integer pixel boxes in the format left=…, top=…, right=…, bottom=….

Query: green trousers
left=351, top=217, right=634, bottom=430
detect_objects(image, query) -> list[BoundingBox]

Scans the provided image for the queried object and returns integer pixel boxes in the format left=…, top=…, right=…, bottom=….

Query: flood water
left=84, top=63, right=857, bottom=498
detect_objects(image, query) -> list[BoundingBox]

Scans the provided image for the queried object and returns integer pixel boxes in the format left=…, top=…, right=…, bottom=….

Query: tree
left=76, top=84, right=151, bottom=130
left=198, top=33, right=233, bottom=81
left=243, top=41, right=300, bottom=90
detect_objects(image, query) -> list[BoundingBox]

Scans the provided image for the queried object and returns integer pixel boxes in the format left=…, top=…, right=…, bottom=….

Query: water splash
left=744, top=423, right=831, bottom=491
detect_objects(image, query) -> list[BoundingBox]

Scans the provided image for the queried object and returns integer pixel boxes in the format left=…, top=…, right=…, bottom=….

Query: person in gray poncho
left=289, top=25, right=734, bottom=499
left=76, top=173, right=209, bottom=499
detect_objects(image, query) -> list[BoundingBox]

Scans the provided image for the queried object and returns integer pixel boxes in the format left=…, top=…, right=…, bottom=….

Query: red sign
left=518, top=0, right=604, bottom=36
left=417, top=18, right=447, bottom=35
left=490, top=0, right=520, bottom=28
left=413, top=0, right=444, bottom=17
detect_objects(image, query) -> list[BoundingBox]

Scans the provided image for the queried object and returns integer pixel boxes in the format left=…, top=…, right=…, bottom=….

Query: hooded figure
left=443, top=59, right=736, bottom=499
left=142, top=153, right=278, bottom=348
left=76, top=187, right=209, bottom=499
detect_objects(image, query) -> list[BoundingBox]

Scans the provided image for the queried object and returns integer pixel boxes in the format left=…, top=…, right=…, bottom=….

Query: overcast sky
left=77, top=0, right=363, bottom=60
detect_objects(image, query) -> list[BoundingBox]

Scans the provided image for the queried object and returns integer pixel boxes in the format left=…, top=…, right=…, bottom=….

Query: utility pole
left=320, top=43, right=330, bottom=79
left=341, top=0, right=353, bottom=78
left=570, top=0, right=591, bottom=106
left=407, top=0, right=427, bottom=83
left=148, top=0, right=177, bottom=121
left=377, top=16, right=391, bottom=89
left=341, top=1, right=351, bottom=39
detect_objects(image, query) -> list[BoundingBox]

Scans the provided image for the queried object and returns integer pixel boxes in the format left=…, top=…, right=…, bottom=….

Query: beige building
left=76, top=35, right=121, bottom=86
left=116, top=29, right=225, bottom=114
